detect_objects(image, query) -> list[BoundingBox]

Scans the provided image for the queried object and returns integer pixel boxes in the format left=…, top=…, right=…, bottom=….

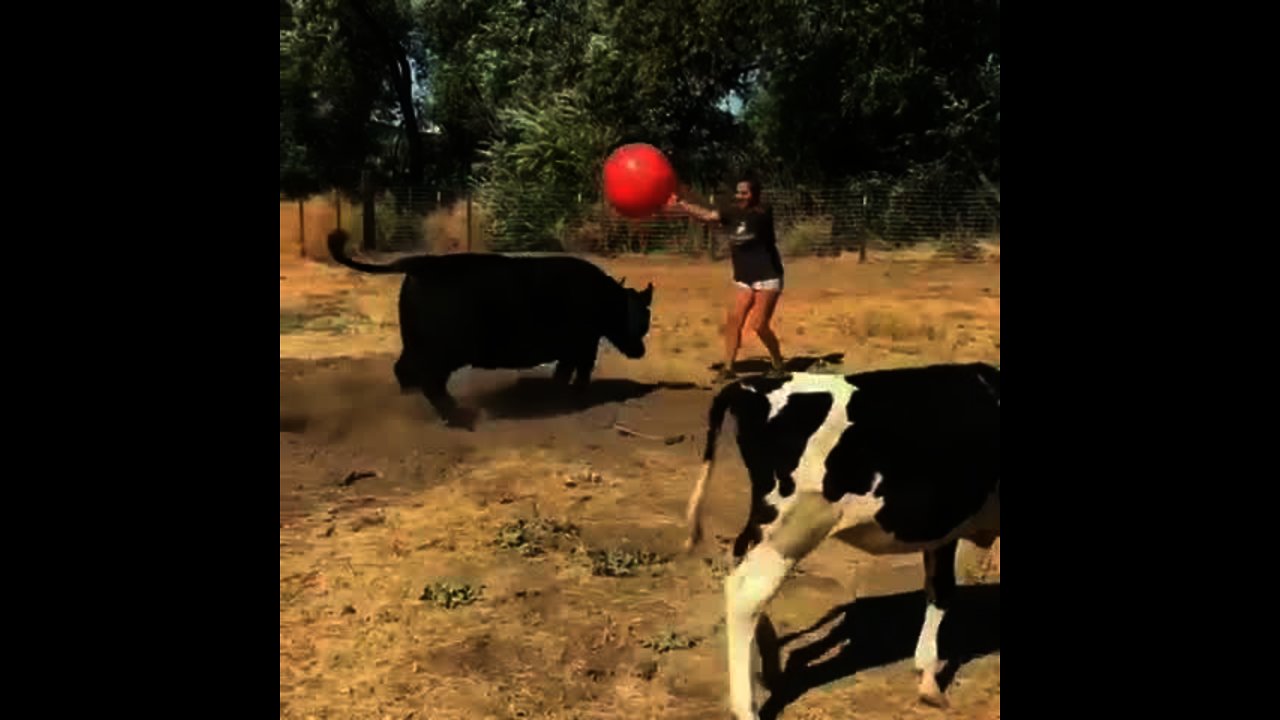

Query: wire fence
left=280, top=183, right=1000, bottom=262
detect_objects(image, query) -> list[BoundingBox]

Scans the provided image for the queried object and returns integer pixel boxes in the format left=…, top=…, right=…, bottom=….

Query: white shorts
left=735, top=277, right=783, bottom=291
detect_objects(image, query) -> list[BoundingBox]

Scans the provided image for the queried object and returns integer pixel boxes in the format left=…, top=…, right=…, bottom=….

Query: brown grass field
left=280, top=242, right=1000, bottom=719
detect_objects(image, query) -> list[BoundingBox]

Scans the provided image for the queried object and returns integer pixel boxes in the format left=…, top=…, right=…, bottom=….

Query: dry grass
left=279, top=249, right=1000, bottom=720
left=281, top=248, right=999, bottom=372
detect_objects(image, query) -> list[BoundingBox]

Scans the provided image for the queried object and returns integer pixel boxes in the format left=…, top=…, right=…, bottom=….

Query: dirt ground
left=280, top=246, right=1001, bottom=720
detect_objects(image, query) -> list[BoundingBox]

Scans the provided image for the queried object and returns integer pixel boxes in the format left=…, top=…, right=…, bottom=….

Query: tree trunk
left=346, top=0, right=424, bottom=184
left=390, top=53, right=423, bottom=184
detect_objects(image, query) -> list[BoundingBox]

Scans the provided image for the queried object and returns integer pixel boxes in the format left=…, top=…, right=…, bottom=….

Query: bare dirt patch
left=280, top=249, right=1000, bottom=719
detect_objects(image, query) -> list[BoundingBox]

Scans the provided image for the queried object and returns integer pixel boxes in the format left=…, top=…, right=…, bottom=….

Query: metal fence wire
left=281, top=183, right=1000, bottom=261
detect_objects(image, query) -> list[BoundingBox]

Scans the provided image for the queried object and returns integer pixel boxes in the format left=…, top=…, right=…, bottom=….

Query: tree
left=279, top=0, right=427, bottom=194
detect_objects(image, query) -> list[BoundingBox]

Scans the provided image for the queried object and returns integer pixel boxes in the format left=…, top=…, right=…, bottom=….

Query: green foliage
left=280, top=0, right=428, bottom=195
left=586, top=547, right=668, bottom=577
left=282, top=0, right=1000, bottom=201
left=748, top=0, right=1000, bottom=183
left=473, top=90, right=619, bottom=250
left=493, top=517, right=582, bottom=557
left=640, top=629, right=700, bottom=654
left=419, top=580, right=483, bottom=609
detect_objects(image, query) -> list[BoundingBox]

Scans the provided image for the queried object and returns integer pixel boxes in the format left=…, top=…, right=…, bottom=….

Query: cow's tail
left=685, top=382, right=738, bottom=552
left=326, top=229, right=410, bottom=274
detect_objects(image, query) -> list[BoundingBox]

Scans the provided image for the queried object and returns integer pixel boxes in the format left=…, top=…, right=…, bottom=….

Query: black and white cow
left=327, top=229, right=654, bottom=429
left=684, top=362, right=1000, bottom=719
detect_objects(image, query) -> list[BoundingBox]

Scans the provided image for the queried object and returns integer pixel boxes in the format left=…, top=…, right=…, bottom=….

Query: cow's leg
left=730, top=436, right=782, bottom=561
left=915, top=537, right=959, bottom=707
left=393, top=351, right=422, bottom=392
left=420, top=366, right=476, bottom=430
left=725, top=493, right=838, bottom=720
left=396, top=278, right=434, bottom=394
left=570, top=340, right=600, bottom=389
left=725, top=543, right=791, bottom=720
left=552, top=360, right=574, bottom=386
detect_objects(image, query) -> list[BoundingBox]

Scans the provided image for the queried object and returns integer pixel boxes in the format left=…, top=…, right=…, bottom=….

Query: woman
left=669, top=177, right=786, bottom=380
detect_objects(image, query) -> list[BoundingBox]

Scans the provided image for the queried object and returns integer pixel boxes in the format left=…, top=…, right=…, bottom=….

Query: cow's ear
left=642, top=283, right=653, bottom=301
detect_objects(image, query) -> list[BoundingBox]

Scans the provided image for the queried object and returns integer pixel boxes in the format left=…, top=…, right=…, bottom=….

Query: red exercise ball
left=602, top=143, right=677, bottom=218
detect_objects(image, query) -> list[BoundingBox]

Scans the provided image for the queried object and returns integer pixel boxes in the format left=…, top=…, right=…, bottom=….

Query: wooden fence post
left=361, top=170, right=376, bottom=251
left=466, top=192, right=473, bottom=252
left=859, top=194, right=868, bottom=264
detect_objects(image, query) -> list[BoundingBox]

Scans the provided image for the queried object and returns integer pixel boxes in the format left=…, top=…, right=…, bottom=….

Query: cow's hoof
left=444, top=408, right=479, bottom=431
left=919, top=691, right=949, bottom=708
left=917, top=675, right=948, bottom=708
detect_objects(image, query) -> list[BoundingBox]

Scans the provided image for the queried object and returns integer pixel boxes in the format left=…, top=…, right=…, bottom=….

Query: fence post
left=704, top=191, right=716, bottom=260
left=405, top=186, right=414, bottom=252
left=859, top=194, right=868, bottom=264
left=298, top=199, right=306, bottom=259
left=466, top=191, right=473, bottom=252
left=361, top=170, right=376, bottom=251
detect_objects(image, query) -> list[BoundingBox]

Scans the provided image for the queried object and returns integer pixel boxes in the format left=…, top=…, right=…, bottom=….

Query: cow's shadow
left=470, top=377, right=700, bottom=420
left=755, top=583, right=1001, bottom=720
left=710, top=352, right=847, bottom=375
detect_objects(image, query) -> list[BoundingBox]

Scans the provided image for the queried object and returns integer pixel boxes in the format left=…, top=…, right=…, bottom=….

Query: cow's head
left=608, top=278, right=654, bottom=359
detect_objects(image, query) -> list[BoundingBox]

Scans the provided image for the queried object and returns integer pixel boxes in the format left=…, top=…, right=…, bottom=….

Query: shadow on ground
left=281, top=355, right=707, bottom=433
left=474, top=377, right=701, bottom=420
left=756, top=583, right=1000, bottom=720
left=710, top=352, right=847, bottom=375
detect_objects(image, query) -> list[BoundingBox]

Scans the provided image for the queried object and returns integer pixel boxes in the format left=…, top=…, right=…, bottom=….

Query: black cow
left=684, top=363, right=1000, bottom=719
left=326, top=229, right=654, bottom=429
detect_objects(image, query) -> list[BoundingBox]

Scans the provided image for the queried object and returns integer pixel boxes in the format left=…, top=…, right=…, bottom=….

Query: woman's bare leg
left=750, top=289, right=785, bottom=371
left=724, top=285, right=755, bottom=375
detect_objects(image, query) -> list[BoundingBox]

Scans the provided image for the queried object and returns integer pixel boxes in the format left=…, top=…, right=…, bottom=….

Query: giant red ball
left=602, top=143, right=677, bottom=218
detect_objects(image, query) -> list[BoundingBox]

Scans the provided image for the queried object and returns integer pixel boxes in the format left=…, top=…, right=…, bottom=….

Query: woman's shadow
left=753, top=583, right=1001, bottom=719
left=710, top=352, right=847, bottom=374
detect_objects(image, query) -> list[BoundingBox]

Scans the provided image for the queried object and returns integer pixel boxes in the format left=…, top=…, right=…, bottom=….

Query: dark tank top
left=718, top=203, right=784, bottom=284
